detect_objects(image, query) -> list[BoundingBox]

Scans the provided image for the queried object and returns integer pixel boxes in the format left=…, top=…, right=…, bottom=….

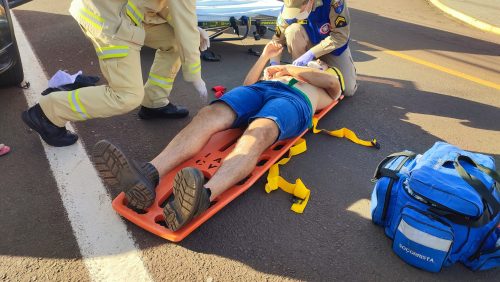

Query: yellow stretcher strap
left=265, top=120, right=378, bottom=214
left=312, top=117, right=380, bottom=149
left=265, top=139, right=311, bottom=213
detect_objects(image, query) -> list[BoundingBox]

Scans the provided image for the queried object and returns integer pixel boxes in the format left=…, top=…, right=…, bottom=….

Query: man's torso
left=268, top=76, right=334, bottom=112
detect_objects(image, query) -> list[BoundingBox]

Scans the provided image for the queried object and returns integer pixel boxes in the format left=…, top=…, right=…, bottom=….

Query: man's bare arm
left=243, top=55, right=270, bottom=86
left=243, top=41, right=284, bottom=86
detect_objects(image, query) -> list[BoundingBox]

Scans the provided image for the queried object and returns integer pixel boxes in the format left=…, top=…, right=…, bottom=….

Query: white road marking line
left=12, top=13, right=153, bottom=282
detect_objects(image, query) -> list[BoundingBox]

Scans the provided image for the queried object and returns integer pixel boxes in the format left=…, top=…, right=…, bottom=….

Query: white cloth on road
left=48, top=70, right=82, bottom=88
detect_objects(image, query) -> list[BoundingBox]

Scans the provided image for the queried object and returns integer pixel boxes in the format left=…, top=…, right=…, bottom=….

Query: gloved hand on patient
left=292, top=50, right=315, bottom=66
left=197, top=27, right=210, bottom=51
left=193, top=77, right=208, bottom=103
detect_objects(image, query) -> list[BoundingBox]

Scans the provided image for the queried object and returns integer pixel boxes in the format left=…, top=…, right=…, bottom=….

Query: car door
left=0, top=0, right=32, bottom=87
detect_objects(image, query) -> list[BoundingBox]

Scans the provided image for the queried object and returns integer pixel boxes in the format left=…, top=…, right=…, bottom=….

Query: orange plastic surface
left=112, top=98, right=342, bottom=242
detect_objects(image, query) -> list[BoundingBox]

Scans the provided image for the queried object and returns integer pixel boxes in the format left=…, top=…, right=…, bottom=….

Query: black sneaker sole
left=21, top=110, right=77, bottom=147
left=92, top=140, right=155, bottom=210
left=163, top=168, right=205, bottom=231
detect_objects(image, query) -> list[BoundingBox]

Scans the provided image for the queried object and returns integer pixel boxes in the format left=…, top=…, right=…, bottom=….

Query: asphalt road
left=1, top=0, right=499, bottom=281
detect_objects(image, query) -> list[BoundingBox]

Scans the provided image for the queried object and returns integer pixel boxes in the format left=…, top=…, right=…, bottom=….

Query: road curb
left=429, top=0, right=500, bottom=35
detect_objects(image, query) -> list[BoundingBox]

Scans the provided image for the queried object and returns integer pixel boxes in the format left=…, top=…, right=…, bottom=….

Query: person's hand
left=263, top=65, right=289, bottom=80
left=197, top=27, right=210, bottom=51
left=262, top=41, right=283, bottom=59
left=192, top=78, right=208, bottom=103
left=292, top=50, right=315, bottom=66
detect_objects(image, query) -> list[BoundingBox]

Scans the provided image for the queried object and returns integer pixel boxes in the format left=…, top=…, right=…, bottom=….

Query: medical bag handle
left=372, top=151, right=416, bottom=181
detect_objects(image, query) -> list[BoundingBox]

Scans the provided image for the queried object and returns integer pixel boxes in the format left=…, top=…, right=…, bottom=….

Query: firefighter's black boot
left=21, top=104, right=78, bottom=147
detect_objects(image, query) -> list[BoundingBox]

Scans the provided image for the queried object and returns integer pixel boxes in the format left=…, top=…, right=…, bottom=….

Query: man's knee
left=193, top=103, right=236, bottom=129
left=247, top=119, right=279, bottom=144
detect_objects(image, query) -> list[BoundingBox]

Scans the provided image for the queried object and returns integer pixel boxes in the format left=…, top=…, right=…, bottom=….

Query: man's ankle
left=141, top=162, right=160, bottom=187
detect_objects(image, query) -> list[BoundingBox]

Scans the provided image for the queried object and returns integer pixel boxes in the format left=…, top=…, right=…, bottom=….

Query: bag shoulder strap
left=454, top=155, right=500, bottom=217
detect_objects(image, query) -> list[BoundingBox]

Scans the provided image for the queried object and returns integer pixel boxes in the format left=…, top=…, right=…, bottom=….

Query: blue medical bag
left=370, top=142, right=500, bottom=272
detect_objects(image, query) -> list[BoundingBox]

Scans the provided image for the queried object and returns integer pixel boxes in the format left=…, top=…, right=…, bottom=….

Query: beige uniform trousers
left=39, top=22, right=181, bottom=127
left=284, top=23, right=358, bottom=97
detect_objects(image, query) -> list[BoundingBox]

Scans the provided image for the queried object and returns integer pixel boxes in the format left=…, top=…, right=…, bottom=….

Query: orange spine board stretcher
left=112, top=97, right=343, bottom=242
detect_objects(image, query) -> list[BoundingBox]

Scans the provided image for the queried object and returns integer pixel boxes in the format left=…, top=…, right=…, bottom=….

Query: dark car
left=0, top=0, right=32, bottom=87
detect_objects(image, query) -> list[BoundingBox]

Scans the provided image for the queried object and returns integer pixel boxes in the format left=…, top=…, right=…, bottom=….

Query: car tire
left=0, top=0, right=24, bottom=87
left=0, top=51, right=24, bottom=87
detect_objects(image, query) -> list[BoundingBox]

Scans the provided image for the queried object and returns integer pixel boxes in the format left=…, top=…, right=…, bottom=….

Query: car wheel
left=0, top=0, right=24, bottom=87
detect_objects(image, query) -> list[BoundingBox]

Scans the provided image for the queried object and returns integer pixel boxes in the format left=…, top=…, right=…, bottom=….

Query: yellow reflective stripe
left=264, top=139, right=311, bottom=214
left=148, top=73, right=174, bottom=89
left=126, top=0, right=144, bottom=26
left=149, top=73, right=174, bottom=83
left=326, top=67, right=345, bottom=93
left=79, top=7, right=104, bottom=30
left=148, top=80, right=172, bottom=89
left=189, top=61, right=201, bottom=74
left=312, top=117, right=379, bottom=148
left=67, top=90, right=89, bottom=120
left=95, top=46, right=129, bottom=59
left=74, top=90, right=91, bottom=119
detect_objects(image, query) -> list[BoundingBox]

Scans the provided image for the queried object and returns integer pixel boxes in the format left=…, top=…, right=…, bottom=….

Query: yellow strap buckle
left=265, top=139, right=311, bottom=214
left=265, top=120, right=379, bottom=214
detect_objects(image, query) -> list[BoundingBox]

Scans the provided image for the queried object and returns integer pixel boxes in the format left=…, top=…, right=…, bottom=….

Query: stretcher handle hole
left=272, top=144, right=285, bottom=151
left=154, top=215, right=168, bottom=229
left=236, top=174, right=252, bottom=186
left=257, top=159, right=269, bottom=167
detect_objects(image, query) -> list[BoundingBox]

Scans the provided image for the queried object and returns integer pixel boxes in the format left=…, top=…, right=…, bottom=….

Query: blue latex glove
left=292, top=50, right=315, bottom=66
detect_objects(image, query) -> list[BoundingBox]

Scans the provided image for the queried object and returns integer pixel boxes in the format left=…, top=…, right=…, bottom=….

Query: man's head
left=282, top=0, right=314, bottom=20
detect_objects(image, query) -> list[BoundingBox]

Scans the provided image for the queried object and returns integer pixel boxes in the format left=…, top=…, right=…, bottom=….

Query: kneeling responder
left=22, top=0, right=208, bottom=147
left=272, top=0, right=357, bottom=97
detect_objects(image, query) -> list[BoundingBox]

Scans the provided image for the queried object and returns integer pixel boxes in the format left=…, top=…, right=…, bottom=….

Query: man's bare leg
left=163, top=118, right=279, bottom=230
left=93, top=102, right=236, bottom=210
left=205, top=118, right=279, bottom=200
left=150, top=102, right=236, bottom=176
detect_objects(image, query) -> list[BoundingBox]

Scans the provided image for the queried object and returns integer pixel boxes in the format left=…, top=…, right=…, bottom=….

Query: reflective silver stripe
left=148, top=74, right=173, bottom=88
left=96, top=47, right=129, bottom=59
left=68, top=90, right=89, bottom=120
left=398, top=219, right=452, bottom=252
left=189, top=62, right=201, bottom=74
left=79, top=7, right=104, bottom=30
left=126, top=1, right=143, bottom=26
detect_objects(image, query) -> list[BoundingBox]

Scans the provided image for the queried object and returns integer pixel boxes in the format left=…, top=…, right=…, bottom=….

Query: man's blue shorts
left=212, top=80, right=313, bottom=140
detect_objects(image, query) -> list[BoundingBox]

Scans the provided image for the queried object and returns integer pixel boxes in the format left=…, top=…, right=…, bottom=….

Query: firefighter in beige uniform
left=272, top=0, right=357, bottom=97
left=22, top=0, right=208, bottom=147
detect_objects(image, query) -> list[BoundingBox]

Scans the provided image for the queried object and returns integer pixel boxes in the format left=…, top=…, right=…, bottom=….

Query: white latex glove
left=193, top=78, right=208, bottom=103
left=197, top=27, right=210, bottom=51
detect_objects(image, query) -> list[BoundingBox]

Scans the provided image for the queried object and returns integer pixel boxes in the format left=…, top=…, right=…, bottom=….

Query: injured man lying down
left=93, top=41, right=343, bottom=231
